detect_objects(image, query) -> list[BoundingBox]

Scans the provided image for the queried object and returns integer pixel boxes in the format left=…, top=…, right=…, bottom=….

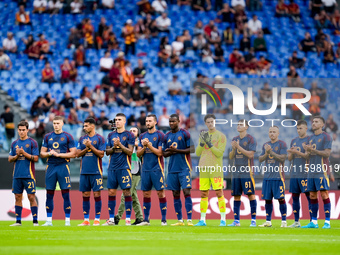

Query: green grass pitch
left=1, top=220, right=340, bottom=255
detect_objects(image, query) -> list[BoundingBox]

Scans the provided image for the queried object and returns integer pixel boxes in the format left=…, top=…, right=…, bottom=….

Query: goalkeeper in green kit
left=114, top=127, right=143, bottom=225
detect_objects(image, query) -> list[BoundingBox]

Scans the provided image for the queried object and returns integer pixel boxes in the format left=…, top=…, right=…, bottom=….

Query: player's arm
left=118, top=142, right=134, bottom=156
left=195, top=144, right=204, bottom=157
left=137, top=145, right=146, bottom=157
left=146, top=144, right=163, bottom=157
left=87, top=143, right=105, bottom=158
left=229, top=147, right=236, bottom=160
left=235, top=143, right=254, bottom=159
left=167, top=144, right=195, bottom=155
left=268, top=150, right=287, bottom=163
left=310, top=148, right=331, bottom=158
left=210, top=135, right=227, bottom=158
left=76, top=148, right=88, bottom=158
left=8, top=154, right=19, bottom=162
left=21, top=148, right=39, bottom=162
left=56, top=147, right=77, bottom=158
left=287, top=151, right=294, bottom=161
left=40, top=146, right=53, bottom=158
left=259, top=147, right=268, bottom=162
left=106, top=145, right=116, bottom=155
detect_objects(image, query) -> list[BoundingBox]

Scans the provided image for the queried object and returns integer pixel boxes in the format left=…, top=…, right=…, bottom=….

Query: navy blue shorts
left=12, top=178, right=36, bottom=194
left=231, top=177, right=255, bottom=196
left=107, top=169, right=132, bottom=190
left=289, top=178, right=308, bottom=194
left=307, top=176, right=329, bottom=192
left=166, top=171, right=191, bottom=191
left=261, top=179, right=285, bottom=200
left=141, top=170, right=165, bottom=191
left=79, top=174, right=104, bottom=192
left=45, top=163, right=71, bottom=190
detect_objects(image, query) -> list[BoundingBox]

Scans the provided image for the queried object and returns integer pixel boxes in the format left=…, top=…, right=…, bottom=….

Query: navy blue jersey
left=139, top=130, right=164, bottom=172
left=308, top=131, right=332, bottom=178
left=232, top=134, right=257, bottom=166
left=78, top=134, right=106, bottom=175
left=260, top=140, right=287, bottom=180
left=10, top=138, right=39, bottom=179
left=42, top=132, right=76, bottom=164
left=163, top=129, right=192, bottom=173
left=107, top=130, right=135, bottom=171
left=290, top=136, right=310, bottom=178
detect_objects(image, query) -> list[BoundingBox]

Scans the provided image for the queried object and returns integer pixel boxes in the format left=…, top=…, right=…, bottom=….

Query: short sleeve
left=42, top=134, right=48, bottom=148
left=183, top=130, right=191, bottom=148
left=162, top=134, right=169, bottom=151
left=67, top=134, right=76, bottom=148
left=157, top=132, right=164, bottom=148
left=9, top=142, right=16, bottom=156
left=324, top=133, right=332, bottom=150
left=248, top=136, right=257, bottom=152
left=138, top=133, right=143, bottom=147
left=280, top=141, right=288, bottom=155
left=98, top=136, right=106, bottom=151
left=260, top=143, right=266, bottom=156
left=31, top=140, right=39, bottom=156
left=77, top=137, right=84, bottom=150
left=106, top=133, right=112, bottom=148
left=128, top=132, right=135, bottom=146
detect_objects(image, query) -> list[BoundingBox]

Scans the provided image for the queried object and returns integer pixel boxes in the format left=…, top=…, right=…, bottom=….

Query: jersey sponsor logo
left=153, top=137, right=157, bottom=141
left=53, top=142, right=59, bottom=149
left=25, top=144, right=29, bottom=148
left=61, top=137, right=65, bottom=141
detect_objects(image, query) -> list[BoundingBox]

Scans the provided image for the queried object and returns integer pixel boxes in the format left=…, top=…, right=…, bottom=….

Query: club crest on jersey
left=153, top=137, right=157, bottom=141
left=53, top=142, right=59, bottom=149
left=275, top=146, right=278, bottom=151
left=123, top=136, right=127, bottom=141
left=25, top=144, right=30, bottom=148
left=93, top=141, right=97, bottom=144
left=243, top=142, right=247, bottom=146
left=318, top=139, right=321, bottom=142
left=61, top=137, right=65, bottom=141
left=178, top=136, right=182, bottom=140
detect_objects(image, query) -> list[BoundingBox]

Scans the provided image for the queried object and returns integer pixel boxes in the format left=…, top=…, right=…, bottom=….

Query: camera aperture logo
left=197, top=83, right=222, bottom=112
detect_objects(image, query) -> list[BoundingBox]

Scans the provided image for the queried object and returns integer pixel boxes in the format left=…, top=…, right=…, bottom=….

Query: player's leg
left=27, top=193, right=38, bottom=226
left=302, top=178, right=319, bottom=228
left=43, top=165, right=57, bottom=226
left=248, top=194, right=257, bottom=226
left=131, top=175, right=143, bottom=225
left=171, top=189, right=185, bottom=226
left=320, top=190, right=331, bottom=229
left=151, top=170, right=167, bottom=225
left=139, top=171, right=152, bottom=225
left=289, top=178, right=301, bottom=228
left=183, top=188, right=193, bottom=226
left=215, top=189, right=226, bottom=226
left=115, top=192, right=125, bottom=225
left=195, top=190, right=208, bottom=226
left=91, top=174, right=103, bottom=225
left=79, top=175, right=91, bottom=226
left=103, top=170, right=118, bottom=225
left=11, top=193, right=23, bottom=226
left=120, top=169, right=133, bottom=225
left=275, top=180, right=287, bottom=227
left=229, top=177, right=241, bottom=226
left=259, top=180, right=273, bottom=227
left=58, top=164, right=72, bottom=226
left=304, top=192, right=312, bottom=221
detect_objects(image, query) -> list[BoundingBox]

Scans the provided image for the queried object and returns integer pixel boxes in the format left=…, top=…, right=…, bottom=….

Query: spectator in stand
left=0, top=105, right=15, bottom=149
left=234, top=13, right=249, bottom=35
left=121, top=60, right=135, bottom=87
left=158, top=107, right=170, bottom=130
left=102, top=0, right=115, bottom=9
left=96, top=111, right=110, bottom=130
left=28, top=41, right=45, bottom=60
left=48, top=0, right=63, bottom=15
left=133, top=59, right=147, bottom=89
left=332, top=9, right=340, bottom=31
left=223, top=27, right=234, bottom=46
left=22, top=34, right=34, bottom=54
left=68, top=28, right=81, bottom=49
left=234, top=56, right=248, bottom=74
left=123, top=19, right=136, bottom=56
left=148, top=20, right=159, bottom=38
left=82, top=18, right=94, bottom=48
left=107, top=31, right=119, bottom=50
left=41, top=62, right=56, bottom=83
left=2, top=32, right=17, bottom=53
left=172, top=36, right=184, bottom=56
left=275, top=0, right=288, bottom=17
left=310, top=81, right=327, bottom=106
left=322, top=0, right=337, bottom=14
left=287, top=0, right=301, bottom=22
left=44, top=93, right=56, bottom=113
left=193, top=20, right=204, bottom=36
left=71, top=0, right=83, bottom=13
left=231, top=0, right=246, bottom=10
left=309, top=90, right=321, bottom=115
left=325, top=114, right=338, bottom=133
left=100, top=50, right=113, bottom=72
left=299, top=32, right=316, bottom=53
left=92, top=86, right=106, bottom=106
left=61, top=57, right=73, bottom=83
left=131, top=87, right=145, bottom=107
left=254, top=31, right=267, bottom=52
left=77, top=93, right=93, bottom=112
left=117, top=87, right=132, bottom=106
left=97, top=17, right=108, bottom=40
left=28, top=115, right=40, bottom=137
left=315, top=10, right=330, bottom=28
left=33, top=0, right=47, bottom=13
left=156, top=12, right=171, bottom=33
left=68, top=108, right=81, bottom=125
left=152, top=0, right=167, bottom=14
left=74, top=44, right=90, bottom=67
left=191, top=0, right=212, bottom=11
left=244, top=47, right=255, bottom=62
left=52, top=105, right=65, bottom=118
left=16, top=5, right=32, bottom=27
left=37, top=33, right=53, bottom=55
left=289, top=51, right=306, bottom=68
left=228, top=48, right=241, bottom=68
left=239, top=31, right=251, bottom=52
left=182, top=30, right=192, bottom=50
left=217, top=3, right=235, bottom=23
left=213, top=43, right=224, bottom=62
left=143, top=87, right=154, bottom=105
left=109, top=59, right=121, bottom=88
left=204, top=20, right=215, bottom=38
left=105, top=86, right=117, bottom=107
left=316, top=34, right=329, bottom=56
left=257, top=56, right=271, bottom=74
left=323, top=43, right=336, bottom=63
left=247, top=15, right=262, bottom=35
left=310, top=0, right=323, bottom=17
left=185, top=113, right=196, bottom=130
left=192, top=33, right=207, bottom=52
left=137, top=0, right=154, bottom=16
left=176, top=109, right=186, bottom=129
left=201, top=44, right=214, bottom=63
left=157, top=44, right=171, bottom=67
left=144, top=13, right=153, bottom=30
left=137, top=111, right=147, bottom=133
left=207, top=26, right=221, bottom=45
left=168, top=75, right=183, bottom=95
left=59, top=92, right=75, bottom=109
left=259, top=82, right=273, bottom=103
left=135, top=18, right=148, bottom=39
left=44, top=113, right=56, bottom=134
left=287, top=65, right=303, bottom=87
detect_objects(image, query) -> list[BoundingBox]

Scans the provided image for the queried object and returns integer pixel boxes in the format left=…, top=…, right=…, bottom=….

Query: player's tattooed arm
left=8, top=154, right=19, bottom=162
left=137, top=146, right=146, bottom=157
left=106, top=145, right=115, bottom=155
left=269, top=151, right=287, bottom=163
left=259, top=144, right=271, bottom=162
left=118, top=143, right=134, bottom=156
left=18, top=147, right=39, bottom=162
left=165, top=145, right=194, bottom=155
left=310, top=148, right=331, bottom=158
left=146, top=144, right=163, bottom=157
left=55, top=147, right=77, bottom=159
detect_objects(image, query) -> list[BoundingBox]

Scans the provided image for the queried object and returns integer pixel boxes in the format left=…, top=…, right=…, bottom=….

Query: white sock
left=109, top=217, right=114, bottom=222
left=200, top=213, right=206, bottom=222
left=266, top=221, right=271, bottom=224
left=84, top=217, right=89, bottom=221
left=65, top=217, right=70, bottom=223
left=179, top=219, right=183, bottom=222
left=47, top=217, right=52, bottom=222
left=325, top=220, right=330, bottom=224
left=126, top=218, right=131, bottom=221
left=220, top=212, right=226, bottom=221
left=95, top=217, right=100, bottom=221
left=312, top=220, right=317, bottom=224
left=282, top=221, right=287, bottom=223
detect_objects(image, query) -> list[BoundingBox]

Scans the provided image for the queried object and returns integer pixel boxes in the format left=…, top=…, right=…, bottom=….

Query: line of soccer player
left=8, top=113, right=333, bottom=228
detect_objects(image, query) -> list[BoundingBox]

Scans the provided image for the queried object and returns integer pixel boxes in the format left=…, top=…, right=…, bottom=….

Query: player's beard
left=147, top=125, right=154, bottom=130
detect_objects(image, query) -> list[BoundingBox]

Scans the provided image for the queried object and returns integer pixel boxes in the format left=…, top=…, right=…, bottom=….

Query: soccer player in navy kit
left=163, top=114, right=195, bottom=226
left=228, top=120, right=257, bottom=227
left=104, top=113, right=134, bottom=226
left=8, top=121, right=39, bottom=226
left=259, top=126, right=288, bottom=228
left=76, top=118, right=106, bottom=226
left=287, top=120, right=312, bottom=228
left=137, top=114, right=167, bottom=226
left=302, top=116, right=334, bottom=229
left=40, top=116, right=77, bottom=226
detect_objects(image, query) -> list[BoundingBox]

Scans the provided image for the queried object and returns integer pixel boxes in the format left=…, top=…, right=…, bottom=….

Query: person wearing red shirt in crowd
left=61, top=57, right=71, bottom=83
left=257, top=56, right=271, bottom=75
left=109, top=60, right=121, bottom=88
left=234, top=56, right=249, bottom=74
left=228, top=48, right=241, bottom=68
left=287, top=0, right=301, bottom=22
left=74, top=44, right=90, bottom=67
left=37, top=34, right=51, bottom=55
left=275, top=0, right=288, bottom=17
left=204, top=20, right=215, bottom=38
left=28, top=42, right=46, bottom=60
left=41, top=62, right=56, bottom=84
left=52, top=104, right=66, bottom=117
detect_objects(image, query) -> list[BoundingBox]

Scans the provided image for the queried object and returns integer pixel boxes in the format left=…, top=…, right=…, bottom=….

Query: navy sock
left=108, top=196, right=116, bottom=218
left=15, top=205, right=22, bottom=223
left=234, top=200, right=241, bottom=221
left=250, top=199, right=257, bottom=220
left=62, top=190, right=71, bottom=218
left=94, top=196, right=101, bottom=220
left=125, top=196, right=132, bottom=219
left=159, top=197, right=167, bottom=221
left=279, top=199, right=287, bottom=221
left=46, top=190, right=54, bottom=218
left=310, top=198, right=318, bottom=221
left=31, top=206, right=38, bottom=223
left=185, top=195, right=192, bottom=220
left=305, top=193, right=312, bottom=221
left=265, top=200, right=273, bottom=221
left=323, top=198, right=331, bottom=221
left=143, top=197, right=151, bottom=221
left=174, top=196, right=182, bottom=220
left=292, top=193, right=300, bottom=222
left=83, top=197, right=90, bottom=220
